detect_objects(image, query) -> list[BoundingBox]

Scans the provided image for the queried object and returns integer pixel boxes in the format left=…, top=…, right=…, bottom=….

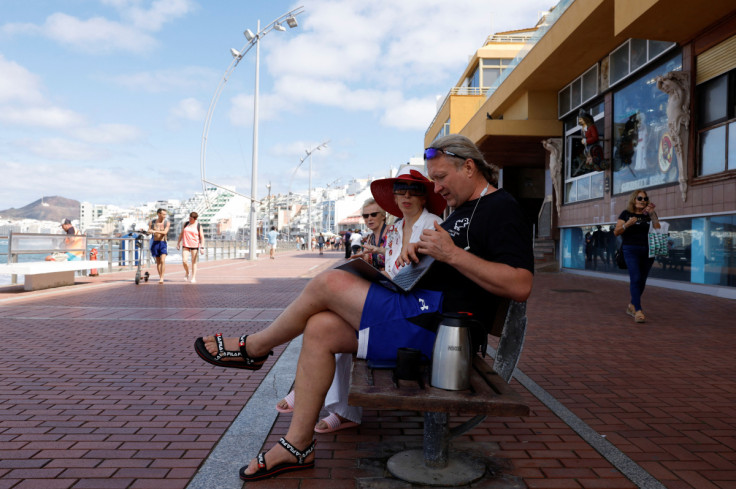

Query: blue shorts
left=357, top=284, right=443, bottom=361
left=151, top=241, right=168, bottom=257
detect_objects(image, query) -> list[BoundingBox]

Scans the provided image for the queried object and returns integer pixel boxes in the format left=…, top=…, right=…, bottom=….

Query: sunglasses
left=393, top=182, right=426, bottom=197
left=636, top=196, right=649, bottom=202
left=362, top=212, right=380, bottom=219
left=424, top=147, right=465, bottom=161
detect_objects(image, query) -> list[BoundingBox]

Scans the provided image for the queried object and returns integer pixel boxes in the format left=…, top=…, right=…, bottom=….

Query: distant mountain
left=0, top=196, right=80, bottom=222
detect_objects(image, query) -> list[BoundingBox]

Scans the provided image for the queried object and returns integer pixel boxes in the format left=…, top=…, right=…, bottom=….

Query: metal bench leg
left=424, top=412, right=449, bottom=468
left=386, top=412, right=487, bottom=486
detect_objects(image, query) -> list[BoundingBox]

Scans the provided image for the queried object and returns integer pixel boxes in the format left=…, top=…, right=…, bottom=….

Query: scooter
left=134, top=231, right=151, bottom=285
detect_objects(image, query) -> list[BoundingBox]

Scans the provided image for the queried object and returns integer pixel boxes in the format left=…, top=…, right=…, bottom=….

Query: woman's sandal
left=275, top=390, right=295, bottom=414
left=194, top=333, right=272, bottom=370
left=239, top=437, right=316, bottom=481
left=314, top=412, right=360, bottom=434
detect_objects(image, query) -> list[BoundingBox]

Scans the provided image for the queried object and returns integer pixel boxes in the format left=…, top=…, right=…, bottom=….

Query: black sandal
left=194, top=333, right=272, bottom=370
left=239, top=437, right=316, bottom=481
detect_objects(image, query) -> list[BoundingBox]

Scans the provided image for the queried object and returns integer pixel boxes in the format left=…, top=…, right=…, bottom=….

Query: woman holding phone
left=614, top=189, right=660, bottom=323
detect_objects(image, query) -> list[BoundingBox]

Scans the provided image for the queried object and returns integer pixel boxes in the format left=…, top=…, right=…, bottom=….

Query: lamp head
left=274, top=22, right=286, bottom=32
left=286, top=16, right=298, bottom=28
left=243, top=29, right=255, bottom=41
left=230, top=48, right=241, bottom=58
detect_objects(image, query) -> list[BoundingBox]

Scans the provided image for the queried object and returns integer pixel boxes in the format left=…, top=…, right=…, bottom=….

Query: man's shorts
left=357, top=284, right=443, bottom=361
left=150, top=241, right=168, bottom=257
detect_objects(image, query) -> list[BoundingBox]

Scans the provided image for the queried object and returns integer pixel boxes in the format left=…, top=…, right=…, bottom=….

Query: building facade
left=426, top=0, right=736, bottom=296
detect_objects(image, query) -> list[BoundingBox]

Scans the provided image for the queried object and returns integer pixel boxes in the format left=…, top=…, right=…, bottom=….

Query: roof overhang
left=470, top=120, right=562, bottom=168
left=480, top=0, right=736, bottom=118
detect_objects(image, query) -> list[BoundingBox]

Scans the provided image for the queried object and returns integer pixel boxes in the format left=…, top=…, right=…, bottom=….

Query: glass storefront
left=612, top=53, right=683, bottom=194
left=561, top=213, right=736, bottom=287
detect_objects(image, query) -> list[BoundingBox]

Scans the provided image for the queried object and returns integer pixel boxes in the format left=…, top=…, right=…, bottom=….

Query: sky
left=0, top=0, right=553, bottom=210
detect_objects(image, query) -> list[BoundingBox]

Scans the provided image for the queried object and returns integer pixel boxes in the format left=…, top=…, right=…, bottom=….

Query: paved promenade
left=0, top=249, right=735, bottom=489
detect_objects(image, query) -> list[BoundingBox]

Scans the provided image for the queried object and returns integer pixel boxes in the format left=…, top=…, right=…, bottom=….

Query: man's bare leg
left=203, top=269, right=370, bottom=359
left=242, top=311, right=357, bottom=475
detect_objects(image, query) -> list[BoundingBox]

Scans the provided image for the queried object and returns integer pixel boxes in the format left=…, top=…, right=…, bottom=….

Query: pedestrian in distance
left=343, top=229, right=352, bottom=258
left=349, top=228, right=363, bottom=256
left=176, top=212, right=204, bottom=283
left=267, top=227, right=278, bottom=260
left=614, top=189, right=661, bottom=323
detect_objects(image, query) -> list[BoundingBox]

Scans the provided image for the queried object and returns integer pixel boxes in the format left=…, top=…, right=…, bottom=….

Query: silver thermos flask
left=431, top=313, right=473, bottom=390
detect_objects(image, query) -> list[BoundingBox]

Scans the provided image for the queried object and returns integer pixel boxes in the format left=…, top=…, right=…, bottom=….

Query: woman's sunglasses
left=393, top=182, right=426, bottom=197
left=362, top=212, right=380, bottom=219
left=636, top=196, right=649, bottom=202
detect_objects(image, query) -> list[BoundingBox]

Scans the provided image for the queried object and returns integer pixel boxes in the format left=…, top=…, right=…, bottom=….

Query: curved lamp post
left=298, top=141, right=328, bottom=251
left=200, top=6, right=304, bottom=260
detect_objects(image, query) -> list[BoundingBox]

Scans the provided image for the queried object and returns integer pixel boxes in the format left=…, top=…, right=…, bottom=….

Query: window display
left=564, top=103, right=605, bottom=203
left=612, top=53, right=682, bottom=194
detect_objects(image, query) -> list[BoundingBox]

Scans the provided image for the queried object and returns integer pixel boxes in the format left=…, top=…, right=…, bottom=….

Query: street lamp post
left=199, top=6, right=304, bottom=261
left=266, top=181, right=271, bottom=231
left=298, top=141, right=329, bottom=251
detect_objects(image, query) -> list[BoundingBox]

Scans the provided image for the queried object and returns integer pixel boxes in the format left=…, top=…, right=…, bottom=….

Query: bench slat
left=348, top=355, right=529, bottom=417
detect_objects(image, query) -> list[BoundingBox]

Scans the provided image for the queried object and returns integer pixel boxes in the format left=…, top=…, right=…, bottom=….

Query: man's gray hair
left=430, top=134, right=499, bottom=186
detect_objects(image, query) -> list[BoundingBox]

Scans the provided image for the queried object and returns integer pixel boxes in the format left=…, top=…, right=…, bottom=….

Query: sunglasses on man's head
left=636, top=196, right=649, bottom=201
left=423, top=147, right=464, bottom=161
left=362, top=212, right=380, bottom=219
left=393, top=182, right=426, bottom=197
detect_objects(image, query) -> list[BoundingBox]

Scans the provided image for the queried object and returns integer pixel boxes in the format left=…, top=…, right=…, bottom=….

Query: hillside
left=0, top=196, right=80, bottom=222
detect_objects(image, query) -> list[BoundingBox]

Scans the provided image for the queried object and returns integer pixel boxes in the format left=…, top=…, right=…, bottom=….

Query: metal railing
left=1, top=234, right=301, bottom=285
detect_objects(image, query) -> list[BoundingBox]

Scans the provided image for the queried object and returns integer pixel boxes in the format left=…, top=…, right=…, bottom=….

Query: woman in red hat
left=273, top=168, right=446, bottom=434
left=370, top=168, right=446, bottom=278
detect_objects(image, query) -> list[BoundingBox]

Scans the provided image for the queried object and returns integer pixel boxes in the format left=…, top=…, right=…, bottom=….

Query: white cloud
left=108, top=66, right=217, bottom=93
left=380, top=97, right=437, bottom=131
left=1, top=0, right=196, bottom=55
left=16, top=138, right=110, bottom=161
left=42, top=13, right=156, bottom=53
left=256, top=0, right=551, bottom=131
left=71, top=124, right=144, bottom=144
left=0, top=106, right=86, bottom=129
left=123, top=0, right=196, bottom=31
left=0, top=54, right=44, bottom=104
left=170, top=98, right=205, bottom=121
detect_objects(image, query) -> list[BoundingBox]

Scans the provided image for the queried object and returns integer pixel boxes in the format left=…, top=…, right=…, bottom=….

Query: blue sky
left=0, top=0, right=552, bottom=209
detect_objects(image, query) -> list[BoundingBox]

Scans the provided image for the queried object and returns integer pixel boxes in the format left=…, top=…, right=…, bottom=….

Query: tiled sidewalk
left=1, top=251, right=735, bottom=489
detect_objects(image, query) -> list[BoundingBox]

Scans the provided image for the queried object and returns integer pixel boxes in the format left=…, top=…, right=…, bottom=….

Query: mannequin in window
left=578, top=110, right=604, bottom=171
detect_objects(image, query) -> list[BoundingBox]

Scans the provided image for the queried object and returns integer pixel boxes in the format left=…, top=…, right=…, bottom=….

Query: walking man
left=148, top=208, right=170, bottom=284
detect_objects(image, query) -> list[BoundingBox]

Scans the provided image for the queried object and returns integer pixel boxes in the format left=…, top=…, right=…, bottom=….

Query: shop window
left=612, top=53, right=683, bottom=194
left=696, top=69, right=736, bottom=176
left=563, top=102, right=605, bottom=204
left=558, top=65, right=598, bottom=118
left=608, top=39, right=677, bottom=87
left=561, top=213, right=736, bottom=288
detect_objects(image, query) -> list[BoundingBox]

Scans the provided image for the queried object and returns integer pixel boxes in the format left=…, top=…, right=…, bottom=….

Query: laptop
left=336, top=254, right=435, bottom=293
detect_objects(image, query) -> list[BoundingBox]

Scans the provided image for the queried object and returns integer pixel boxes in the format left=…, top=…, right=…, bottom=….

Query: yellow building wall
left=449, top=95, right=486, bottom=133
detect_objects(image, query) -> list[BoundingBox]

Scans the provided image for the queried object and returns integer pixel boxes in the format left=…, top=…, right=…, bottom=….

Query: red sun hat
left=370, top=169, right=447, bottom=218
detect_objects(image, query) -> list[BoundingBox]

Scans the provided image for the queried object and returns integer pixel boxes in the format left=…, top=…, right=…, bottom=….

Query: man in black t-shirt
left=196, top=134, right=534, bottom=481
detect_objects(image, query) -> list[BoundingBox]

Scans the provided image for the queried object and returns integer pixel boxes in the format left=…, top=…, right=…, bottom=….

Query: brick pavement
left=1, top=251, right=735, bottom=489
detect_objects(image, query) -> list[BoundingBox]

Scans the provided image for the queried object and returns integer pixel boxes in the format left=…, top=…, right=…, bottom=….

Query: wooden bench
left=348, top=299, right=529, bottom=486
left=0, top=260, right=100, bottom=291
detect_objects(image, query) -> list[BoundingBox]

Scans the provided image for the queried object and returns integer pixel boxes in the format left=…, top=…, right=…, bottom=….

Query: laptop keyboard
left=392, top=266, right=424, bottom=290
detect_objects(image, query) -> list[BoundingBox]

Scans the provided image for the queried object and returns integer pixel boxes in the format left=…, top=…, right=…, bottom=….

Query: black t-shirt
left=618, top=210, right=651, bottom=247
left=417, top=188, right=534, bottom=325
